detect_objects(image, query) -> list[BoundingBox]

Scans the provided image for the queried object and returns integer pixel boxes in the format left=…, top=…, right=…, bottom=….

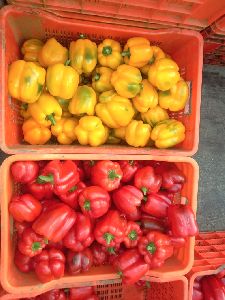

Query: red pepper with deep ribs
left=118, top=160, right=139, bottom=183
left=11, top=161, right=39, bottom=183
left=24, top=181, right=54, bottom=200
left=14, top=249, right=34, bottom=273
left=134, top=166, right=161, bottom=195
left=123, top=221, right=142, bottom=248
left=67, top=248, right=93, bottom=275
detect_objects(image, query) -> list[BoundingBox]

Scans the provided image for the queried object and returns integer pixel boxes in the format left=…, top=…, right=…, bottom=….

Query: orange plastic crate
left=188, top=231, right=225, bottom=300
left=0, top=154, right=199, bottom=296
left=0, top=5, right=203, bottom=156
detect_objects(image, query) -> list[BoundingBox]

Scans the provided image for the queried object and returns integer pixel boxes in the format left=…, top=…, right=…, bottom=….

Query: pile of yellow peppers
left=8, top=36, right=189, bottom=148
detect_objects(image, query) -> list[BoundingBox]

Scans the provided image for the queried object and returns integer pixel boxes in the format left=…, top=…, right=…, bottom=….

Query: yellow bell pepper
left=96, top=90, right=135, bottom=128
left=68, top=85, right=96, bottom=116
left=75, top=116, right=108, bottom=146
left=22, top=118, right=51, bottom=145
left=148, top=58, right=180, bottom=91
left=140, top=46, right=166, bottom=76
left=51, top=117, right=78, bottom=145
left=107, top=130, right=121, bottom=144
left=98, top=39, right=122, bottom=70
left=20, top=103, right=31, bottom=119
left=125, top=120, right=151, bottom=147
left=92, top=67, right=113, bottom=93
left=8, top=60, right=46, bottom=103
left=141, top=105, right=169, bottom=127
left=133, top=79, right=158, bottom=113
left=28, top=93, right=62, bottom=127
left=38, top=38, right=68, bottom=67
left=113, top=126, right=126, bottom=140
left=21, top=39, right=44, bottom=62
left=111, top=64, right=142, bottom=98
left=57, top=98, right=72, bottom=118
left=151, top=119, right=185, bottom=148
left=69, top=38, right=97, bottom=74
left=122, top=37, right=153, bottom=68
left=158, top=79, right=189, bottom=112
left=46, top=63, right=79, bottom=99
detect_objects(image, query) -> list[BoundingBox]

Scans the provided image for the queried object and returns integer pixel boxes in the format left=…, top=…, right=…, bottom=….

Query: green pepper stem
left=69, top=186, right=78, bottom=192
left=146, top=242, right=156, bottom=254
left=149, top=56, right=155, bottom=65
left=37, top=174, right=54, bottom=184
left=32, top=242, right=41, bottom=251
left=84, top=200, right=91, bottom=211
left=121, top=49, right=131, bottom=58
left=104, top=232, right=114, bottom=245
left=46, top=114, right=56, bottom=125
left=102, top=46, right=112, bottom=56
left=141, top=187, right=148, bottom=196
left=108, top=169, right=121, bottom=180
left=107, top=247, right=116, bottom=254
left=94, top=73, right=100, bottom=81
left=21, top=103, right=28, bottom=110
left=65, top=59, right=71, bottom=66
left=128, top=230, right=137, bottom=241
left=117, top=271, right=123, bottom=277
left=79, top=33, right=86, bottom=39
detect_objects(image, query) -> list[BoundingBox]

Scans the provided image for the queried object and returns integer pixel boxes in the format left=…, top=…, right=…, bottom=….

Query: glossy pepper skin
left=83, top=160, right=95, bottom=179
left=113, top=248, right=149, bottom=285
left=75, top=116, right=108, bottom=146
left=25, top=181, right=53, bottom=200
left=112, top=185, right=142, bottom=215
left=69, top=286, right=96, bottom=300
left=155, top=162, right=185, bottom=192
left=14, top=249, right=34, bottom=273
left=98, top=39, right=122, bottom=70
left=94, top=210, right=127, bottom=247
left=141, top=191, right=172, bottom=218
left=22, top=118, right=51, bottom=145
left=21, top=38, right=44, bottom=62
left=124, top=221, right=142, bottom=248
left=111, top=64, right=142, bottom=98
left=9, top=194, right=42, bottom=223
left=59, top=181, right=86, bottom=209
left=67, top=248, right=93, bottom=275
left=18, top=227, right=47, bottom=257
left=140, top=214, right=167, bottom=234
left=133, top=80, right=158, bottom=113
left=68, top=85, right=96, bottom=116
left=32, top=202, right=76, bottom=242
left=159, top=79, right=189, bottom=112
left=148, top=58, right=180, bottom=91
left=138, top=231, right=174, bottom=268
left=36, top=289, right=66, bottom=300
left=201, top=275, right=225, bottom=300
left=63, top=212, right=94, bottom=252
left=11, top=161, right=39, bottom=184
left=46, top=63, right=79, bottom=99
left=51, top=117, right=78, bottom=145
left=141, top=105, right=169, bottom=127
left=8, top=60, right=46, bottom=103
left=92, top=66, right=113, bottom=93
left=113, top=126, right=126, bottom=141
left=14, top=221, right=30, bottom=237
left=151, top=119, right=186, bottom=149
left=91, top=160, right=123, bottom=192
left=91, top=242, right=108, bottom=266
left=28, top=93, right=62, bottom=127
left=118, top=160, right=140, bottom=183
left=37, top=160, right=79, bottom=195
left=96, top=90, right=135, bottom=128
left=122, top=37, right=153, bottom=68
left=125, top=120, right=151, bottom=147
left=38, top=38, right=68, bottom=67
left=34, top=248, right=65, bottom=283
left=78, top=186, right=110, bottom=218
left=134, top=166, right=162, bottom=195
left=140, top=46, right=166, bottom=76
left=69, top=38, right=97, bottom=74
left=167, top=204, right=199, bottom=237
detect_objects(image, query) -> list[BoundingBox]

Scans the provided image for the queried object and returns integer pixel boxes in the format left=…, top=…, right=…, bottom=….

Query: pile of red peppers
left=10, top=159, right=199, bottom=286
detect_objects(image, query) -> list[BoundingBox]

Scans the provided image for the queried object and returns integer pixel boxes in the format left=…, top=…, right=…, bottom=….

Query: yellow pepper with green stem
left=51, top=117, right=78, bottom=145
left=22, top=118, right=51, bottom=145
left=140, top=46, right=166, bottom=76
left=98, top=39, right=122, bottom=70
left=141, top=105, right=169, bottom=127
left=57, top=98, right=72, bottom=118
left=8, top=60, right=46, bottom=103
left=125, top=120, right=151, bottom=147
left=75, top=116, right=108, bottom=146
left=21, top=39, right=44, bottom=62
left=151, top=119, right=185, bottom=148
left=92, top=67, right=113, bottom=93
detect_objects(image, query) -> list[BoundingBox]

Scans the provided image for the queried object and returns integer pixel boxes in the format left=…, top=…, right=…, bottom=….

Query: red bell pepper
left=141, top=191, right=172, bottom=218
left=118, top=160, right=139, bottom=183
left=201, top=275, right=225, bottom=300
left=32, top=203, right=76, bottom=242
left=67, top=248, right=93, bottom=275
left=11, top=161, right=39, bottom=183
left=73, top=160, right=85, bottom=181
left=91, top=160, right=123, bottom=191
left=14, top=249, right=34, bottom=273
left=46, top=240, right=64, bottom=251
left=155, top=162, right=185, bottom=193
left=167, top=204, right=199, bottom=237
left=138, top=231, right=174, bottom=268
left=83, top=160, right=96, bottom=179
left=94, top=210, right=127, bottom=247
left=14, top=221, right=30, bottom=237
left=91, top=242, right=108, bottom=266
left=124, top=221, right=142, bottom=248
left=113, top=248, right=149, bottom=285
left=36, top=289, right=66, bottom=300
left=123, top=208, right=141, bottom=221
left=78, top=186, right=111, bottom=218
left=112, top=185, right=142, bottom=215
left=40, top=198, right=59, bottom=213
left=37, top=160, right=79, bottom=195
left=134, top=166, right=161, bottom=195
left=63, top=212, right=94, bottom=252
left=193, top=279, right=203, bottom=300
left=59, top=181, right=86, bottom=209
left=18, top=227, right=47, bottom=257
left=34, top=248, right=65, bottom=283
left=24, top=181, right=54, bottom=200
left=69, top=286, right=96, bottom=300
left=9, top=194, right=42, bottom=223
left=140, top=214, right=167, bottom=234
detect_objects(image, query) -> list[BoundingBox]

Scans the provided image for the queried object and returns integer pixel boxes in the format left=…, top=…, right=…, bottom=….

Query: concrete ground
left=0, top=64, right=224, bottom=231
